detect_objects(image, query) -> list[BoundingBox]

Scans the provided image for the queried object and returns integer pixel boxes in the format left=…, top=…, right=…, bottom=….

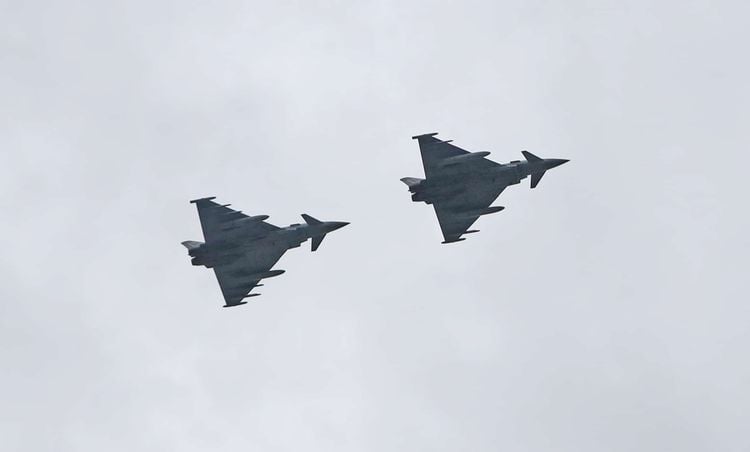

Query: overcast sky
left=2, top=1, right=749, bottom=451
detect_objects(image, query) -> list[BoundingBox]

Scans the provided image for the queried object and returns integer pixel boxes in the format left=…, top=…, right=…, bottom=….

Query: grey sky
left=1, top=1, right=748, bottom=451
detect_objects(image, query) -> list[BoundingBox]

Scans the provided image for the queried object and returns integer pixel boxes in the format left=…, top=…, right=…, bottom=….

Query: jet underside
left=182, top=197, right=347, bottom=307
left=402, top=133, right=568, bottom=243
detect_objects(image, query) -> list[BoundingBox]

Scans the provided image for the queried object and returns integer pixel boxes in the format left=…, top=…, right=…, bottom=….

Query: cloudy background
left=2, top=1, right=748, bottom=450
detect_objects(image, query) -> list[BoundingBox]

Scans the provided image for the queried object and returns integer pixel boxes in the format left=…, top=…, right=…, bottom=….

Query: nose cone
left=327, top=221, right=349, bottom=232
left=546, top=158, right=569, bottom=169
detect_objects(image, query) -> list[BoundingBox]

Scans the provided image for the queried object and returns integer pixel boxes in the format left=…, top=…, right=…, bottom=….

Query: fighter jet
left=401, top=133, right=568, bottom=244
left=182, top=197, right=349, bottom=307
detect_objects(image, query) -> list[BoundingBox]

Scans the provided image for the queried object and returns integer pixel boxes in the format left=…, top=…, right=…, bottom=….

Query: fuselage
left=410, top=161, right=525, bottom=204
left=189, top=221, right=347, bottom=268
left=409, top=158, right=567, bottom=205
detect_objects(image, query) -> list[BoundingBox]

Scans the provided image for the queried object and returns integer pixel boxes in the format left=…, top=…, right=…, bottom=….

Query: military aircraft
left=182, top=197, right=349, bottom=307
left=401, top=133, right=568, bottom=244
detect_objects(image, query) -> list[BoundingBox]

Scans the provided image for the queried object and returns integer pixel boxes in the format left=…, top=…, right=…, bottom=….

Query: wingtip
left=190, top=196, right=216, bottom=204
left=412, top=132, right=439, bottom=140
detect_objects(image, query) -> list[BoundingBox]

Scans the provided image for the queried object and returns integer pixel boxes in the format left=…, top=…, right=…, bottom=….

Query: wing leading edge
left=412, top=133, right=499, bottom=178
left=190, top=198, right=279, bottom=243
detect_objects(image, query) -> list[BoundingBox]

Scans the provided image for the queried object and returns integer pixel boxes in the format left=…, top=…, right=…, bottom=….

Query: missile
left=260, top=269, right=285, bottom=279
left=441, top=237, right=466, bottom=244
left=426, top=139, right=453, bottom=147
left=220, top=215, right=270, bottom=231
left=223, top=301, right=248, bottom=308
left=456, top=206, right=504, bottom=218
left=480, top=206, right=504, bottom=215
left=227, top=288, right=261, bottom=298
left=440, top=151, right=491, bottom=167
left=231, top=269, right=286, bottom=279
left=459, top=206, right=505, bottom=217
left=464, top=230, right=480, bottom=234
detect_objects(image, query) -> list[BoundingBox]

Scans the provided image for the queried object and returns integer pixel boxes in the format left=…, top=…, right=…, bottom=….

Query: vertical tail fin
left=524, top=151, right=544, bottom=188
left=301, top=214, right=321, bottom=225
left=522, top=150, right=542, bottom=162
left=311, top=234, right=326, bottom=252
left=530, top=171, right=545, bottom=188
left=303, top=214, right=324, bottom=251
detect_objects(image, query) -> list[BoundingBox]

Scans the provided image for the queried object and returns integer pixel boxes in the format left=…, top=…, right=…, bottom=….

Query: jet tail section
left=301, top=214, right=322, bottom=225
left=303, top=214, right=325, bottom=251
left=301, top=214, right=348, bottom=251
left=522, top=150, right=542, bottom=162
